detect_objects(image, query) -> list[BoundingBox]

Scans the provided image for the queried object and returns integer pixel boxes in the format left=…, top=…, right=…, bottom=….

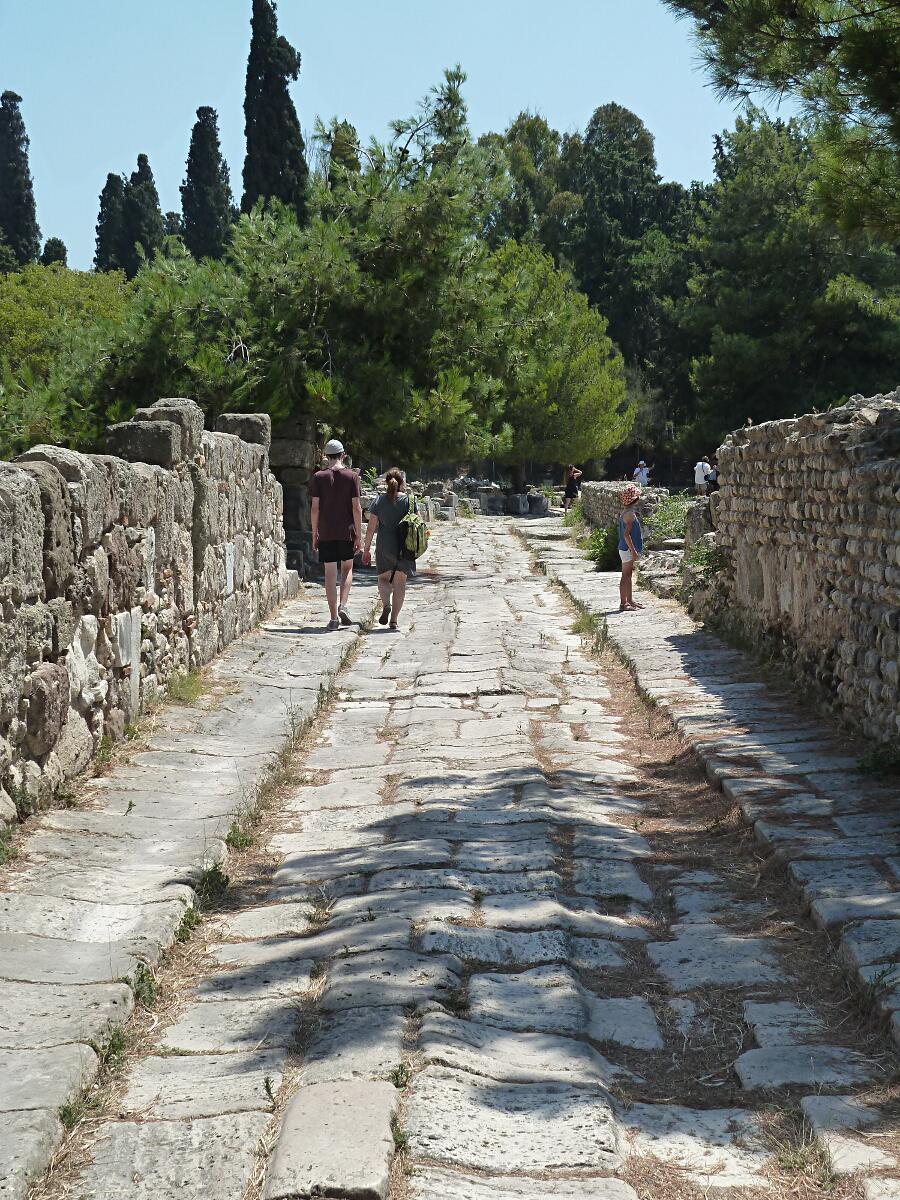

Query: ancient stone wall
left=0, top=399, right=298, bottom=819
left=710, top=391, right=900, bottom=743
left=580, top=481, right=670, bottom=535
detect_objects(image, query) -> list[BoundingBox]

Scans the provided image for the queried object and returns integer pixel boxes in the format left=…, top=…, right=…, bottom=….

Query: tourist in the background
left=362, top=467, right=413, bottom=632
left=563, top=464, right=583, bottom=511
left=310, top=438, right=363, bottom=631
left=632, top=460, right=651, bottom=486
left=706, top=460, right=719, bottom=491
left=618, top=483, right=644, bottom=612
left=694, top=456, right=712, bottom=495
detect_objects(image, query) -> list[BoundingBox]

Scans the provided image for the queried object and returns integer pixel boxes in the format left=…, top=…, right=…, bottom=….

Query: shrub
left=584, top=525, right=620, bottom=570
left=686, top=540, right=727, bottom=580
left=562, top=499, right=584, bottom=527
left=646, top=491, right=693, bottom=541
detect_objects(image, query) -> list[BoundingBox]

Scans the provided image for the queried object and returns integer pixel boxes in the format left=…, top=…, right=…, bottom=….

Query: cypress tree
left=242, top=0, right=308, bottom=222
left=40, top=237, right=67, bottom=266
left=95, top=172, right=127, bottom=271
left=181, top=106, right=234, bottom=259
left=0, top=91, right=40, bottom=264
left=121, top=153, right=165, bottom=278
left=327, top=119, right=361, bottom=187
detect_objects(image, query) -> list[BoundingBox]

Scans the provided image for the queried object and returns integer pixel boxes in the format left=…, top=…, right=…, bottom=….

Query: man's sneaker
left=327, top=618, right=341, bottom=631
left=338, top=606, right=352, bottom=626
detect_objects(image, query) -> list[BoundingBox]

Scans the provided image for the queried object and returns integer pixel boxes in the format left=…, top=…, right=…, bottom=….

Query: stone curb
left=516, top=520, right=900, bottom=1055
left=0, top=583, right=378, bottom=1200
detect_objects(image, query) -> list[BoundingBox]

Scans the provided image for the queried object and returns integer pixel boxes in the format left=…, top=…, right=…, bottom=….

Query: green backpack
left=398, top=495, right=429, bottom=560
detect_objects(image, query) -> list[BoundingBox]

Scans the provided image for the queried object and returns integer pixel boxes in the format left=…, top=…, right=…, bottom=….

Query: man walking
left=310, top=439, right=362, bottom=631
left=694, top=456, right=711, bottom=495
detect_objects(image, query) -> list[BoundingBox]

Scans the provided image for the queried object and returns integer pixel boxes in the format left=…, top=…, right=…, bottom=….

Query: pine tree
left=181, top=106, right=234, bottom=259
left=95, top=172, right=127, bottom=271
left=120, top=153, right=165, bottom=278
left=242, top=0, right=308, bottom=222
left=40, top=237, right=67, bottom=266
left=0, top=91, right=40, bottom=264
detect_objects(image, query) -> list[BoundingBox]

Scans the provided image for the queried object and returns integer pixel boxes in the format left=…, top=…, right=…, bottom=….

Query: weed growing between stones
left=390, top=1117, right=409, bottom=1152
left=175, top=904, right=201, bottom=942
left=0, top=823, right=17, bottom=864
left=390, top=1061, right=413, bottom=1089
left=646, top=490, right=693, bottom=541
left=561, top=498, right=584, bottom=528
left=858, top=740, right=900, bottom=778
left=571, top=609, right=609, bottom=656
left=195, top=861, right=230, bottom=906
left=685, top=540, right=728, bottom=581
left=166, top=668, right=207, bottom=705
left=131, top=962, right=158, bottom=1009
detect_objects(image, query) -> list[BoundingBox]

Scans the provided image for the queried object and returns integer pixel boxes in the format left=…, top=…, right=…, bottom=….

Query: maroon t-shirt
left=310, top=465, right=361, bottom=541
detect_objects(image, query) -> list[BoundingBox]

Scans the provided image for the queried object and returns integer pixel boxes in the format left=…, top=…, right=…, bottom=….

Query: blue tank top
left=618, top=508, right=643, bottom=552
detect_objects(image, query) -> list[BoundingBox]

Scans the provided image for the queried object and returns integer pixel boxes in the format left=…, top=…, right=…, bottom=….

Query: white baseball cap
left=324, top=438, right=345, bottom=456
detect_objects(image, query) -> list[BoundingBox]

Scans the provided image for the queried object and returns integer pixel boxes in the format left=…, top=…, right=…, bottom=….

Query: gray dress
left=371, top=492, right=415, bottom=576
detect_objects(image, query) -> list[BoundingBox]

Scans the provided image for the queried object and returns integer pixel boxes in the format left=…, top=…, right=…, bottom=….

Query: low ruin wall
left=0, top=399, right=298, bottom=819
left=711, top=391, right=900, bottom=743
left=580, top=481, right=670, bottom=536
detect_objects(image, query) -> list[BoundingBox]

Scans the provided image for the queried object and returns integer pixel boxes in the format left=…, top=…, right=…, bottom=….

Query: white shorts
left=619, top=549, right=634, bottom=563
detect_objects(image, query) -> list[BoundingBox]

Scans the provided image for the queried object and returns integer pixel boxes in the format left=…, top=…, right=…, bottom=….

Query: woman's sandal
left=389, top=622, right=399, bottom=632
left=379, top=604, right=391, bottom=626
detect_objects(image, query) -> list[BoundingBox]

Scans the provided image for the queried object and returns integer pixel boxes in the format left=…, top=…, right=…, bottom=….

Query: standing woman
left=618, top=483, right=645, bottom=612
left=362, top=468, right=413, bottom=631
left=563, top=464, right=583, bottom=511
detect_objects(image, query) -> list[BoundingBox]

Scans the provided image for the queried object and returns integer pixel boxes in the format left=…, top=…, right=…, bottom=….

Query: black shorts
left=318, top=539, right=355, bottom=564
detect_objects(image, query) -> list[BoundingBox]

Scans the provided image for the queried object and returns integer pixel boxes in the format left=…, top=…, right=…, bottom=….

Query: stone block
left=16, top=461, right=76, bottom=599
left=269, top=438, right=316, bottom=469
left=133, top=397, right=205, bottom=458
left=264, top=1080, right=398, bottom=1200
left=506, top=493, right=530, bottom=516
left=0, top=464, right=44, bottom=603
left=106, top=418, right=183, bottom=469
left=215, top=412, right=272, bottom=448
left=18, top=445, right=110, bottom=551
left=24, top=662, right=70, bottom=756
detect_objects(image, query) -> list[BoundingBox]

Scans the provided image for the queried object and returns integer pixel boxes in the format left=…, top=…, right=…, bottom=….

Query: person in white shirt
left=694, top=457, right=711, bottom=495
left=632, top=461, right=650, bottom=487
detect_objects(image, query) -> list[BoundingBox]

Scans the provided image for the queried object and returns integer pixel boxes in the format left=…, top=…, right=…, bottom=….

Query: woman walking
left=563, top=464, right=583, bottom=511
left=618, top=483, right=644, bottom=612
left=362, top=468, right=414, bottom=631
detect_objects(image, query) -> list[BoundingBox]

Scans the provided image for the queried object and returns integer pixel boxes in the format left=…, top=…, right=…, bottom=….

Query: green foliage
left=120, top=154, right=165, bottom=280
left=40, top=237, right=67, bottom=267
left=663, top=1, right=900, bottom=238
left=0, top=91, right=40, bottom=265
left=181, top=107, right=234, bottom=260
left=95, top=172, right=127, bottom=272
left=0, top=262, right=130, bottom=458
left=686, top=540, right=727, bottom=581
left=857, top=741, right=900, bottom=779
left=167, top=669, right=205, bottom=705
left=646, top=491, right=692, bottom=541
left=242, top=0, right=308, bottom=222
left=673, top=110, right=900, bottom=453
left=583, top=525, right=620, bottom=570
left=195, top=862, right=229, bottom=907
left=561, top=498, right=584, bottom=528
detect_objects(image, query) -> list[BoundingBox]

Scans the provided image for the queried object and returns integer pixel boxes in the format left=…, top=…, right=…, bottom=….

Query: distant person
left=694, top=456, right=711, bottom=495
left=310, top=439, right=362, bottom=631
left=618, top=483, right=644, bottom=612
left=632, top=460, right=651, bottom=487
left=362, top=467, right=413, bottom=632
left=706, top=460, right=719, bottom=491
left=563, top=464, right=583, bottom=511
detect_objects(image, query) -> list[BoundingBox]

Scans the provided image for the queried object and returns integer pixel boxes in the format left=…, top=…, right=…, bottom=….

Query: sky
left=0, top=1, right=784, bottom=270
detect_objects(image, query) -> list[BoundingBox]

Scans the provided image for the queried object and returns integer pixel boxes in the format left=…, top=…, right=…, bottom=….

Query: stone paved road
left=16, top=522, right=900, bottom=1200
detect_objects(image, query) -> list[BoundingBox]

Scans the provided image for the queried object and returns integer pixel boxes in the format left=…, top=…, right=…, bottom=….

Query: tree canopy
left=0, top=91, right=40, bottom=265
left=663, top=0, right=900, bottom=238
left=181, top=107, right=234, bottom=260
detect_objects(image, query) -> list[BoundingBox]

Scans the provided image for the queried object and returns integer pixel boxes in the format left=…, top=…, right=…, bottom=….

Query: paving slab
left=409, top=1168, right=639, bottom=1199
left=801, top=1095, right=897, bottom=1176
left=264, top=1080, right=398, bottom=1200
left=0, top=1108, right=63, bottom=1200
left=197, top=944, right=314, bottom=1002
left=622, top=1103, right=770, bottom=1189
left=76, top=1112, right=270, bottom=1199
left=481, top=894, right=647, bottom=939
left=743, top=1001, right=825, bottom=1047
left=320, top=950, right=461, bottom=1012
left=370, top=867, right=561, bottom=895
left=840, top=920, right=900, bottom=969
left=647, top=925, right=785, bottom=989
left=813, top=894, right=900, bottom=929
left=734, top=1045, right=878, bottom=1089
left=406, top=1066, right=623, bottom=1173
left=0, top=892, right=189, bottom=946
left=0, top=979, right=133, bottom=1048
left=0, top=1044, right=97, bottom=1111
left=332, top=888, right=474, bottom=925
left=0, top=930, right=137, bottom=984
left=123, top=1049, right=285, bottom=1118
left=863, top=1182, right=900, bottom=1200
left=162, top=998, right=299, bottom=1053
left=588, top=997, right=663, bottom=1050
left=468, top=966, right=587, bottom=1036
left=302, top=1006, right=408, bottom=1084
left=572, top=860, right=652, bottom=903
left=419, top=1012, right=632, bottom=1086
left=419, top=922, right=568, bottom=966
